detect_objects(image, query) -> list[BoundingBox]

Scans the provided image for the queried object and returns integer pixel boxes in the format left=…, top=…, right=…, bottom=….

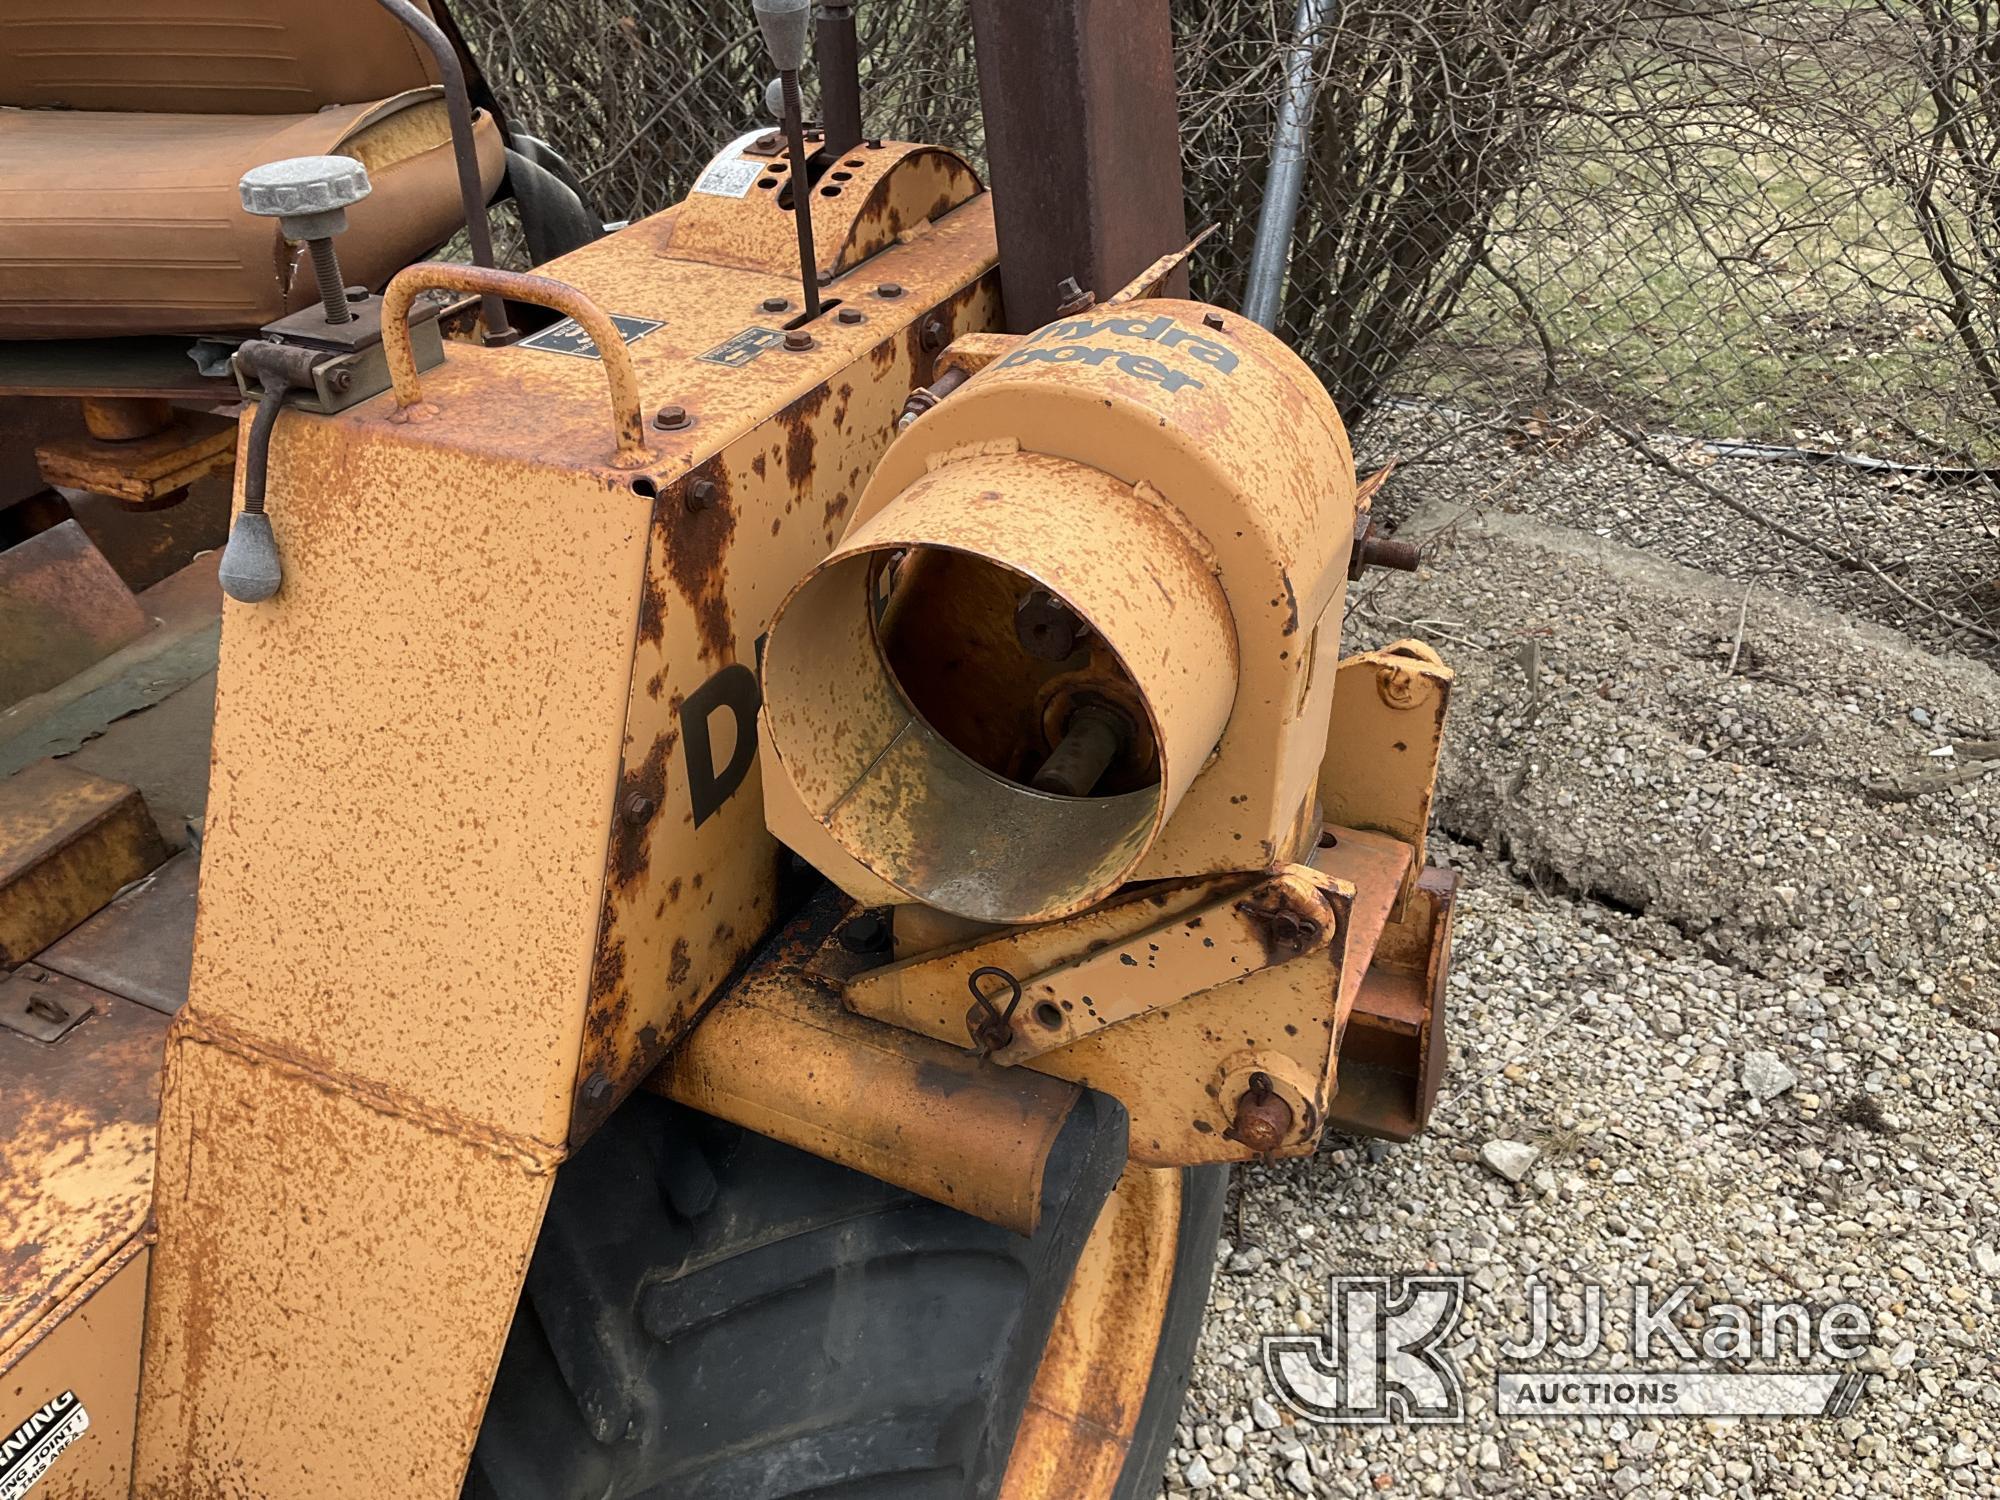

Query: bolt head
left=624, top=792, right=656, bottom=825
left=653, top=404, right=690, bottom=430
left=783, top=329, right=815, bottom=351
left=921, top=319, right=945, bottom=352
left=1203, top=311, right=1226, bottom=331
left=762, top=295, right=790, bottom=313
left=837, top=306, right=864, bottom=325
left=876, top=282, right=904, bottom=299
left=685, top=478, right=718, bottom=513
left=839, top=911, right=891, bottom=953
left=583, top=1072, right=613, bottom=1106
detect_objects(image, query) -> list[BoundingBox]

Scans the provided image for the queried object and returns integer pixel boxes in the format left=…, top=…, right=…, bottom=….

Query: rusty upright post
left=818, top=1, right=865, bottom=156
left=968, top=0, right=1190, bottom=333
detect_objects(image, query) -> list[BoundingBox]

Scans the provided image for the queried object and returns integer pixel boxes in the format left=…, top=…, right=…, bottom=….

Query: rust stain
left=607, top=732, right=675, bottom=893
left=780, top=384, right=832, bottom=493
left=659, top=462, right=738, bottom=662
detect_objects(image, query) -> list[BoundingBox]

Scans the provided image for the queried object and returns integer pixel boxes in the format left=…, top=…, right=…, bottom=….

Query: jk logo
left=1263, top=1275, right=1466, bottom=1425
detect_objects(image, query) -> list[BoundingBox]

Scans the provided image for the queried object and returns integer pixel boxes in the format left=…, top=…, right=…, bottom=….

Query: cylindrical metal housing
left=760, top=298, right=1359, bottom=923
left=761, top=449, right=1236, bottom=925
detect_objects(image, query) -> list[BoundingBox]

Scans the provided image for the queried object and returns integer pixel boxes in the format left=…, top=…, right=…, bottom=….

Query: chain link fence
left=455, top=0, right=2000, bottom=637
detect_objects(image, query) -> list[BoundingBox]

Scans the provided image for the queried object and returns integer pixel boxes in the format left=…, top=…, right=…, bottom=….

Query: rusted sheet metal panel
left=969, top=0, right=1189, bottom=331
left=0, top=979, right=164, bottom=1361
left=849, top=301, right=1357, bottom=886
left=137, top=160, right=1007, bottom=1496
left=35, top=409, right=237, bottom=506
left=1318, top=639, right=1454, bottom=904
left=134, top=1017, right=557, bottom=1500
left=998, top=1166, right=1180, bottom=1498
left=188, top=428, right=653, bottom=1145
left=40, top=847, right=199, bottom=1015
left=0, top=759, right=167, bottom=967
left=0, top=1243, right=149, bottom=1500
left=571, top=269, right=1005, bottom=1141
left=1326, top=865, right=1458, bottom=1141
left=848, top=827, right=1412, bottom=1166
left=0, top=519, right=149, bottom=708
left=661, top=140, right=980, bottom=283
left=650, top=894, right=1084, bottom=1236
left=371, top=189, right=1001, bottom=486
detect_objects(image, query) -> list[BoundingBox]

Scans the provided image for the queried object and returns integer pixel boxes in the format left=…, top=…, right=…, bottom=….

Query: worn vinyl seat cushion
left=0, top=91, right=505, bottom=339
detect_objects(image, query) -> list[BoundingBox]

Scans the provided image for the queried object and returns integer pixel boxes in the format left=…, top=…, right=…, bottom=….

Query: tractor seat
left=0, top=1, right=505, bottom=340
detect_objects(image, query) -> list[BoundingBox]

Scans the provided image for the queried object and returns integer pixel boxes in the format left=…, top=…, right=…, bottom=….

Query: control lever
left=753, top=0, right=823, bottom=321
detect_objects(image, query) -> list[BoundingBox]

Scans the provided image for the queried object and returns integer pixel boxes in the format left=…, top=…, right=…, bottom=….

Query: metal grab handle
left=381, top=263, right=650, bottom=470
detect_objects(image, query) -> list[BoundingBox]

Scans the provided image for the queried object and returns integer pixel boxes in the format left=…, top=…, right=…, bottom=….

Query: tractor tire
left=463, top=1088, right=1225, bottom=1500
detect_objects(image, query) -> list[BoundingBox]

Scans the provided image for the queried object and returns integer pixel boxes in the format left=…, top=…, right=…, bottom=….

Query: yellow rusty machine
left=0, top=2, right=1456, bottom=1497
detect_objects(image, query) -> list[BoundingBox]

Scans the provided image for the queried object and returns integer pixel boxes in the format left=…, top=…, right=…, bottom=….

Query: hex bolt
left=623, top=792, right=656, bottom=825
left=1014, top=587, right=1085, bottom=660
left=1347, top=515, right=1422, bottom=581
left=238, top=156, right=373, bottom=325
left=1203, top=311, right=1226, bottom=331
left=685, top=478, right=718, bottom=513
left=920, top=318, right=946, bottom=352
left=1054, top=276, right=1095, bottom=316
left=784, top=329, right=815, bottom=352
left=653, top=404, right=691, bottom=431
left=1223, top=1073, right=1294, bottom=1155
left=582, top=1072, right=613, bottom=1108
left=839, top=911, right=892, bottom=953
left=876, top=282, right=904, bottom=299
left=762, top=295, right=791, bottom=313
left=837, top=306, right=864, bottom=324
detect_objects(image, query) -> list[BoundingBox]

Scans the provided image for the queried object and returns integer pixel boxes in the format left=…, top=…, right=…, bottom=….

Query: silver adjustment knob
left=238, top=156, right=373, bottom=324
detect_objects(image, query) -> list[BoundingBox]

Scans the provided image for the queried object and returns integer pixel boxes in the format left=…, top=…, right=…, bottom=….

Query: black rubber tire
left=463, top=1090, right=1225, bottom=1500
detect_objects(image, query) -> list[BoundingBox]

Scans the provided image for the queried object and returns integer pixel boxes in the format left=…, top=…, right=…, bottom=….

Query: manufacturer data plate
left=697, top=327, right=787, bottom=368
left=520, top=314, right=665, bottom=360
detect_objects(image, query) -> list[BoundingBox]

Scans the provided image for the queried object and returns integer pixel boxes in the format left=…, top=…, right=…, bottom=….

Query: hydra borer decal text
left=0, top=1391, right=89, bottom=1500
left=995, top=312, right=1238, bottom=393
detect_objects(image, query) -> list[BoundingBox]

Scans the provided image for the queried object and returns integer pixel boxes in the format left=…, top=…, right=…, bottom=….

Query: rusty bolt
left=920, top=318, right=946, bottom=352
left=876, top=282, right=904, bottom=298
left=1238, top=897, right=1319, bottom=952
left=1203, top=311, right=1226, bottom=331
left=326, top=365, right=354, bottom=395
left=784, top=329, right=815, bottom=352
left=653, top=404, right=691, bottom=431
left=839, top=910, right=891, bottom=953
left=1223, top=1074, right=1293, bottom=1155
left=837, top=306, right=864, bottom=325
left=1347, top=515, right=1422, bottom=581
left=623, top=792, right=655, bottom=825
left=1054, top=276, right=1095, bottom=316
left=1015, top=588, right=1084, bottom=660
left=686, top=478, right=718, bottom=513
left=582, top=1072, right=613, bottom=1107
left=762, top=295, right=790, bottom=313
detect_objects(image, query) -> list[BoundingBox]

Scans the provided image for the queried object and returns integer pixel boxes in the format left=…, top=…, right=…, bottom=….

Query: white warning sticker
left=0, top=1391, right=89, bottom=1500
left=692, top=128, right=772, bottom=199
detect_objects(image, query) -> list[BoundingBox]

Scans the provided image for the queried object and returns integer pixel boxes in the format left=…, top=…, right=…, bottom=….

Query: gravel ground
left=1360, top=406, right=1999, bottom=668
left=1166, top=497, right=2000, bottom=1497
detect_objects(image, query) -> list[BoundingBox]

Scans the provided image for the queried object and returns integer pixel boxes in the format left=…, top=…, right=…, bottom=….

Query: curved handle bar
left=381, top=263, right=650, bottom=470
